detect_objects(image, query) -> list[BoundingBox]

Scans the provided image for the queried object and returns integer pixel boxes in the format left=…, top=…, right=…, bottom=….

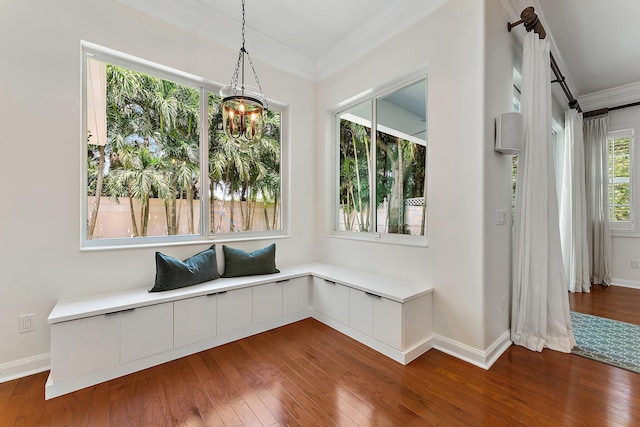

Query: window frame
left=81, top=41, right=289, bottom=250
left=608, top=128, right=635, bottom=232
left=331, top=69, right=428, bottom=247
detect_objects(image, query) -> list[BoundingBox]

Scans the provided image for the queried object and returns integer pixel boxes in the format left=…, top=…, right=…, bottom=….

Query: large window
left=335, top=77, right=427, bottom=243
left=608, top=129, right=633, bottom=229
left=83, top=43, right=284, bottom=248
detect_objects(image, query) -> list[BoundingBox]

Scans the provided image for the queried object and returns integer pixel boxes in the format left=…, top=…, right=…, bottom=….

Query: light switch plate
left=496, top=210, right=507, bottom=225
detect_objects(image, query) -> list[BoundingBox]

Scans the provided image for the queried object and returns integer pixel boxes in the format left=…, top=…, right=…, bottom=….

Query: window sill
left=81, top=232, right=291, bottom=252
left=329, top=231, right=428, bottom=248
left=611, top=230, right=640, bottom=238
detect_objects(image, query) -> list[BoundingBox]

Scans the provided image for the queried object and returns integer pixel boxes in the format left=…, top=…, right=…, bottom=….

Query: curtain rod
left=583, top=101, right=640, bottom=119
left=508, top=6, right=581, bottom=112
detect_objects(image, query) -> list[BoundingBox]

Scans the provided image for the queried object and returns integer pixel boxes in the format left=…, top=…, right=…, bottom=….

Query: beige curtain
left=583, top=115, right=612, bottom=285
left=511, top=32, right=575, bottom=353
left=87, top=57, right=107, bottom=146
left=559, top=109, right=590, bottom=292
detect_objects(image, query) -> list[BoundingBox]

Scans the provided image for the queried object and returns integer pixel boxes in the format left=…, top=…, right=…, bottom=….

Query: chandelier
left=220, top=0, right=267, bottom=145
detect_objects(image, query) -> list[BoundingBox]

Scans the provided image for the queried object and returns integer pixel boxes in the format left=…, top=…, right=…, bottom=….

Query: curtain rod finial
left=568, top=99, right=580, bottom=111
left=507, top=7, right=546, bottom=39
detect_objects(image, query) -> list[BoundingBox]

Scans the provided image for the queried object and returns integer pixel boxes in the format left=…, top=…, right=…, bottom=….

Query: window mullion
left=200, top=88, right=210, bottom=237
left=371, top=99, right=377, bottom=235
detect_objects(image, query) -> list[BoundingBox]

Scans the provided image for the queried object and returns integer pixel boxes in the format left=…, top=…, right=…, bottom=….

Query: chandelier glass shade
left=220, top=0, right=267, bottom=145
left=220, top=85, right=264, bottom=144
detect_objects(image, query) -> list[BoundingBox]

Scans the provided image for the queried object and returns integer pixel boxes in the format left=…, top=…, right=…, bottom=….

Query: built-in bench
left=46, top=262, right=433, bottom=399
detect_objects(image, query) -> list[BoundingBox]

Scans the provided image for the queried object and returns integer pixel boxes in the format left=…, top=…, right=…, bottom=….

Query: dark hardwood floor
left=569, top=283, right=639, bottom=324
left=1, top=287, right=639, bottom=426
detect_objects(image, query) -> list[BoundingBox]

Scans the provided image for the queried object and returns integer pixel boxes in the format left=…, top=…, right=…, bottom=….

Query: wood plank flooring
left=569, top=283, right=639, bottom=324
left=1, top=287, right=639, bottom=426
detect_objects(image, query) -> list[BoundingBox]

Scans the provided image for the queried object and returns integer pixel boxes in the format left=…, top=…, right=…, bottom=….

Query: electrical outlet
left=19, top=314, right=35, bottom=333
left=631, top=260, right=640, bottom=269
left=501, top=296, right=506, bottom=312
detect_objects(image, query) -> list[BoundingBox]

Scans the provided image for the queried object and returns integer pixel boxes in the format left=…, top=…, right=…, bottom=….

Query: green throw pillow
left=150, top=245, right=219, bottom=292
left=222, top=244, right=280, bottom=278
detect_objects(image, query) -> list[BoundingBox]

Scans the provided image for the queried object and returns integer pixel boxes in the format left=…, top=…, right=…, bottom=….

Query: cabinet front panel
left=217, top=287, right=253, bottom=335
left=404, top=294, right=432, bottom=349
left=174, top=295, right=217, bottom=348
left=283, top=277, right=310, bottom=316
left=253, top=282, right=283, bottom=324
left=373, top=298, right=403, bottom=350
left=121, top=303, right=173, bottom=363
left=313, top=277, right=349, bottom=325
left=50, top=314, right=120, bottom=381
left=349, top=289, right=373, bottom=336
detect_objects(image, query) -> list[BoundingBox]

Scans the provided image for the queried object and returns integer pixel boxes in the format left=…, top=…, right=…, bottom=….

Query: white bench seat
left=46, top=262, right=433, bottom=399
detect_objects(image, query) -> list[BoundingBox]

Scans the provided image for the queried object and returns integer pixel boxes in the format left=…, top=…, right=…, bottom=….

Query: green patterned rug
left=570, top=311, right=640, bottom=373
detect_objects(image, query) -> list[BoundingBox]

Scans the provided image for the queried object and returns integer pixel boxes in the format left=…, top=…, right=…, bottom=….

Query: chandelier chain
left=226, top=0, right=267, bottom=109
left=246, top=54, right=267, bottom=109
left=241, top=0, right=246, bottom=49
left=229, top=49, right=242, bottom=92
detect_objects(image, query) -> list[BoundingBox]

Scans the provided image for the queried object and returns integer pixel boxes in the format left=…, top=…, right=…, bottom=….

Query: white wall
left=483, top=0, right=577, bottom=350
left=316, top=0, right=488, bottom=351
left=483, top=0, right=518, bottom=349
left=0, top=0, right=316, bottom=371
left=482, top=0, right=570, bottom=353
left=1, top=0, right=523, bottom=378
left=609, top=105, right=640, bottom=288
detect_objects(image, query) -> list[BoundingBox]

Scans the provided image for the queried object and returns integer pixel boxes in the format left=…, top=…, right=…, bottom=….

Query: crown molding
left=315, top=0, right=449, bottom=82
left=116, top=0, right=448, bottom=83
left=497, top=0, right=522, bottom=21
left=529, top=0, right=579, bottom=101
left=578, top=81, right=640, bottom=112
left=115, top=0, right=317, bottom=81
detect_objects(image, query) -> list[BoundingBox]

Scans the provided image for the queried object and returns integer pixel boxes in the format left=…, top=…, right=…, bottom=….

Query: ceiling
left=117, top=0, right=449, bottom=82
left=118, top=0, right=640, bottom=104
left=536, top=0, right=640, bottom=97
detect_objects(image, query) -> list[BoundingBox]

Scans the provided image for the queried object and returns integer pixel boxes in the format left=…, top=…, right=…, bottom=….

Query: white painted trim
left=315, top=0, right=449, bottom=81
left=46, top=311, right=310, bottom=399
left=497, top=0, right=523, bottom=21
left=340, top=113, right=426, bottom=147
left=115, top=0, right=316, bottom=81
left=432, top=330, right=511, bottom=370
left=484, top=331, right=513, bottom=368
left=311, top=311, right=432, bottom=365
left=610, top=279, right=640, bottom=290
left=0, top=353, right=50, bottom=384
left=115, top=0, right=448, bottom=82
left=578, top=81, right=640, bottom=112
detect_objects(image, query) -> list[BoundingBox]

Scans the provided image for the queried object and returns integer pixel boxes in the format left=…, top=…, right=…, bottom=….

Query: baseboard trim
left=45, top=311, right=312, bottom=400
left=1, top=329, right=512, bottom=386
left=610, top=278, right=640, bottom=290
left=0, top=353, right=50, bottom=384
left=432, top=330, right=511, bottom=370
left=484, top=331, right=512, bottom=368
left=311, top=311, right=432, bottom=365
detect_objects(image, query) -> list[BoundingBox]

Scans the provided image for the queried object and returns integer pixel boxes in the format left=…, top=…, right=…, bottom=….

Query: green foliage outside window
left=608, top=136, right=631, bottom=222
left=86, top=61, right=281, bottom=241
left=338, top=119, right=426, bottom=236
